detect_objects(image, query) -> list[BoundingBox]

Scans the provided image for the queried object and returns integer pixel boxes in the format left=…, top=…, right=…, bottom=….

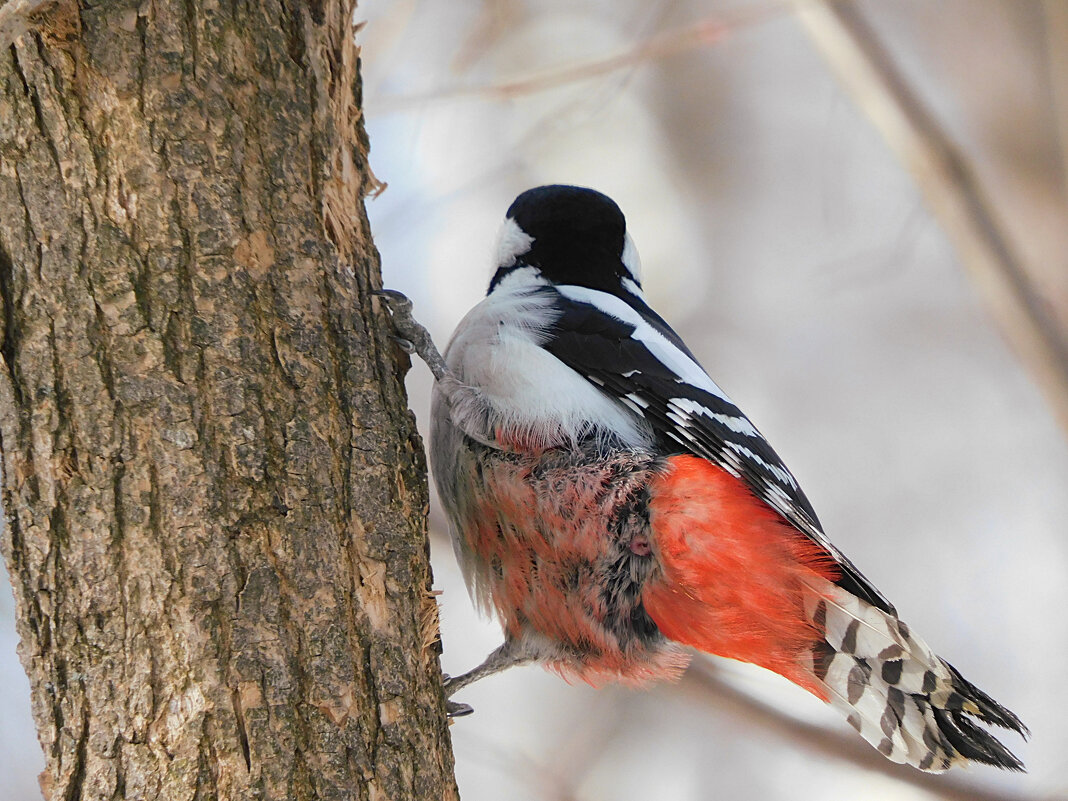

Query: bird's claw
left=441, top=674, right=474, bottom=717
left=446, top=700, right=474, bottom=718
left=375, top=290, right=423, bottom=350
left=374, top=288, right=414, bottom=314
left=374, top=288, right=456, bottom=387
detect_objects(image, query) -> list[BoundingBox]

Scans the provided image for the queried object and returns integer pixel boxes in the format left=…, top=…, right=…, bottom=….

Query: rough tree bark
left=0, top=1, right=458, bottom=799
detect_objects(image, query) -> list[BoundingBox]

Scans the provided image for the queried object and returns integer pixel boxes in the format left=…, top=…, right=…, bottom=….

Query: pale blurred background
left=3, top=1, right=1068, bottom=799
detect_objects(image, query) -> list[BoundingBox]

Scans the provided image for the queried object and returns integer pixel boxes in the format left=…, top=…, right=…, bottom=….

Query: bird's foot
left=375, top=290, right=449, bottom=381
left=445, top=699, right=474, bottom=718
left=441, top=673, right=475, bottom=717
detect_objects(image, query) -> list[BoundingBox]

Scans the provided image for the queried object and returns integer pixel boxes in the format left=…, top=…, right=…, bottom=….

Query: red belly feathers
left=461, top=449, right=837, bottom=692
left=644, top=456, right=839, bottom=697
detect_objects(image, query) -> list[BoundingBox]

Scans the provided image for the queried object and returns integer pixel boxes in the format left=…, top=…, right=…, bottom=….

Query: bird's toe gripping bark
left=439, top=641, right=537, bottom=719
left=441, top=674, right=476, bottom=717
left=376, top=288, right=501, bottom=449
left=444, top=697, right=475, bottom=718
left=375, top=289, right=450, bottom=381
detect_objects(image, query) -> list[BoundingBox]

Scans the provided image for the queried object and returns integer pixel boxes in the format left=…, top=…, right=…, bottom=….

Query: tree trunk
left=0, top=2, right=458, bottom=799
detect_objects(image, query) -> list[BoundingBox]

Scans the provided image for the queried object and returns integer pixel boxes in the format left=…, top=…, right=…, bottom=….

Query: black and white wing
left=541, top=285, right=894, bottom=614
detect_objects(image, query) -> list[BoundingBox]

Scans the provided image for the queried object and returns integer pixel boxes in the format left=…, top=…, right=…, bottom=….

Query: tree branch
left=374, top=5, right=795, bottom=112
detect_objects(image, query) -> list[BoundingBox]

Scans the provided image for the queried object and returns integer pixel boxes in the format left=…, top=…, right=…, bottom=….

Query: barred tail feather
left=802, top=577, right=1028, bottom=772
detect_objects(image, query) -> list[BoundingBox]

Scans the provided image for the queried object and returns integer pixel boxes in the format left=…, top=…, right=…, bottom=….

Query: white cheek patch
left=495, top=217, right=535, bottom=268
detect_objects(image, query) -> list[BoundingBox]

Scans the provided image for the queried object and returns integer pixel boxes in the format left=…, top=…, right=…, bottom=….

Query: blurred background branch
left=377, top=13, right=728, bottom=109
left=795, top=0, right=1068, bottom=438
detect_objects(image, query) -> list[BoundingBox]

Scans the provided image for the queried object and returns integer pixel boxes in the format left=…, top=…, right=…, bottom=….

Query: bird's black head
left=489, top=185, right=642, bottom=296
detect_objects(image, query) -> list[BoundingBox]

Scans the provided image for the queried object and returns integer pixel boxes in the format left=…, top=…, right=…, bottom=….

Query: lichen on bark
left=0, top=1, right=456, bottom=799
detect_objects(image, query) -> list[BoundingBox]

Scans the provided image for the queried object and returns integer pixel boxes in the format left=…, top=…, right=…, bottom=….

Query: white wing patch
left=626, top=393, right=649, bottom=409
left=724, top=440, right=799, bottom=488
left=554, top=285, right=733, bottom=403
left=667, top=397, right=759, bottom=436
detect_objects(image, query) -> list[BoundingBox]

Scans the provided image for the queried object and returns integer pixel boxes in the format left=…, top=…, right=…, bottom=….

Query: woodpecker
left=380, top=184, right=1027, bottom=772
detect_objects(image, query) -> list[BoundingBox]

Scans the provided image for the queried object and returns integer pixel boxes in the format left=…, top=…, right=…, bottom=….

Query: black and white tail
left=803, top=577, right=1028, bottom=772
